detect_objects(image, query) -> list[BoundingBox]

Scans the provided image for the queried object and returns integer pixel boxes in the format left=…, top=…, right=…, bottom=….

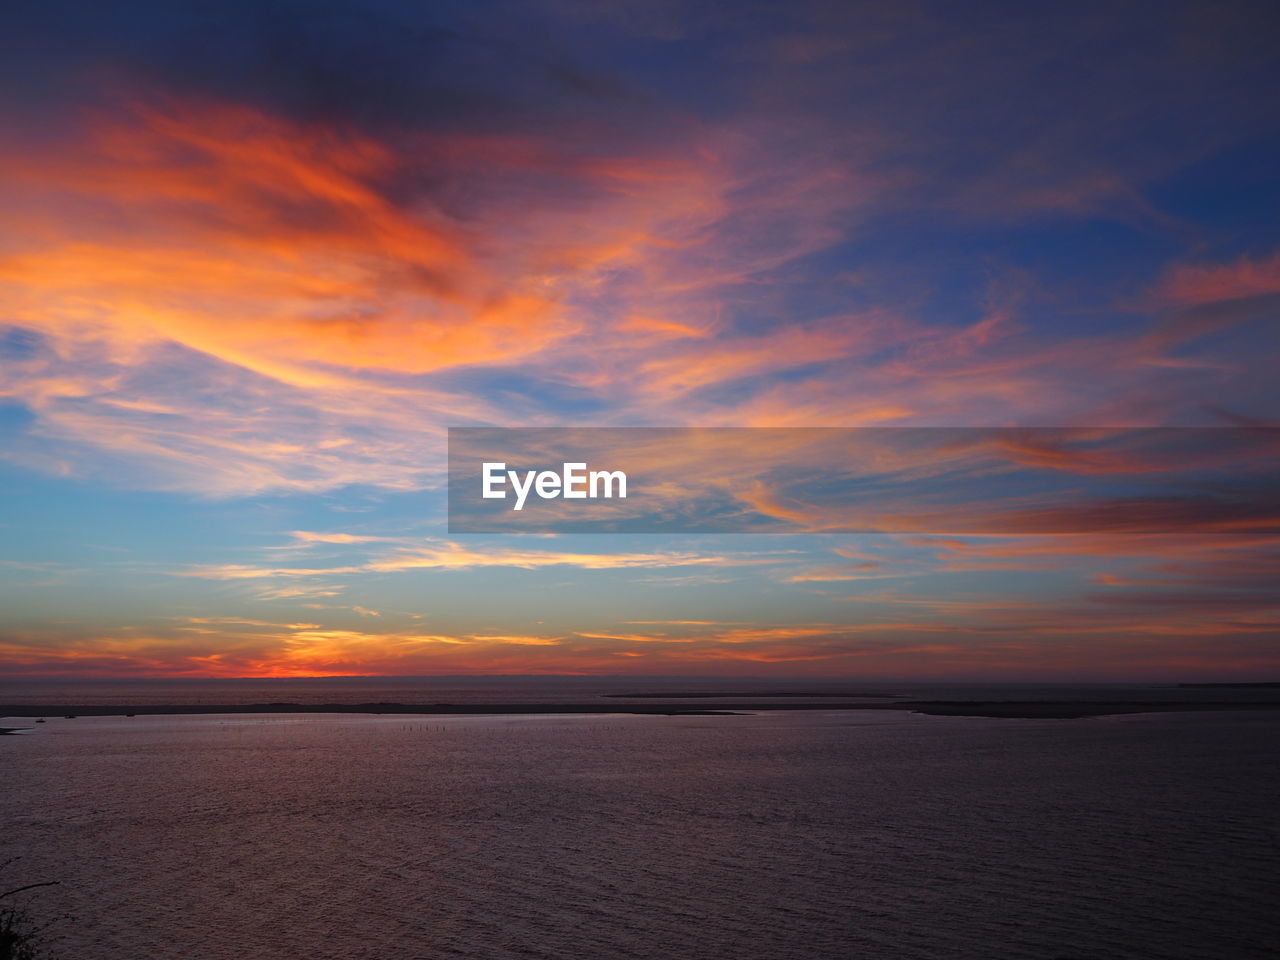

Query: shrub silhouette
left=0, top=861, right=59, bottom=960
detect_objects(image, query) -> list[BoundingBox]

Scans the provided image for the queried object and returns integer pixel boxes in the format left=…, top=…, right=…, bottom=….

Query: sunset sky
left=1, top=0, right=1278, bottom=679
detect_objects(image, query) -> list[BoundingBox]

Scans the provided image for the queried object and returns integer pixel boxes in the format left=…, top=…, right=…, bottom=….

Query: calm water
left=4, top=708, right=1278, bottom=960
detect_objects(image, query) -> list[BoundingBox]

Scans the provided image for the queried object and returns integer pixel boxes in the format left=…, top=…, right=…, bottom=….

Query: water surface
left=4, top=709, right=1277, bottom=959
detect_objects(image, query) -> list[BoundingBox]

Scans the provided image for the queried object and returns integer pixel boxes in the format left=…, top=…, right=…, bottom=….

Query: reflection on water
left=4, top=710, right=1278, bottom=960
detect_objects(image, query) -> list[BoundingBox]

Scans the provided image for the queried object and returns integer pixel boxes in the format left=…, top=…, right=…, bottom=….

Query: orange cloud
left=0, top=94, right=885, bottom=494
left=0, top=99, right=579, bottom=380
left=168, top=538, right=766, bottom=579
left=1159, top=252, right=1280, bottom=305
left=782, top=563, right=888, bottom=583
left=5, top=92, right=1266, bottom=505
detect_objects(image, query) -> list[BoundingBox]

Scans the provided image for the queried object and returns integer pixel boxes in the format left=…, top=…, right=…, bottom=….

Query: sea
left=3, top=678, right=1278, bottom=960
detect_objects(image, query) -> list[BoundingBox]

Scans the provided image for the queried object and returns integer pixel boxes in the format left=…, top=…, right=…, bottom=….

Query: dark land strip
left=5, top=699, right=1280, bottom=722
left=604, top=691, right=899, bottom=699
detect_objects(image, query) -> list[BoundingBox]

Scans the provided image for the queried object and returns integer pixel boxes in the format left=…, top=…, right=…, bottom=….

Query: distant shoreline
left=6, top=699, right=1280, bottom=721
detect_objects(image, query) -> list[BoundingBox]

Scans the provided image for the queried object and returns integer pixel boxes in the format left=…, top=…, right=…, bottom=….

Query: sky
left=0, top=0, right=1278, bottom=680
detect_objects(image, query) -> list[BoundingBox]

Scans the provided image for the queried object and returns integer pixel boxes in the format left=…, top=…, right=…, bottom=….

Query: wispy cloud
left=169, top=536, right=769, bottom=579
